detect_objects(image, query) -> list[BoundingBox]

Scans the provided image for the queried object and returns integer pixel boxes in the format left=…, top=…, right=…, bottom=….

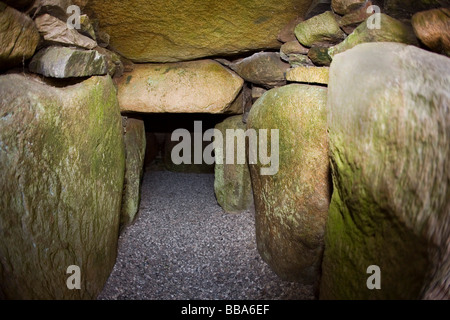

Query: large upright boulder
left=214, top=115, right=254, bottom=214
left=0, top=74, right=125, bottom=299
left=117, top=60, right=244, bottom=114
left=0, top=4, right=40, bottom=71
left=247, top=84, right=330, bottom=286
left=84, top=0, right=314, bottom=62
left=321, top=43, right=450, bottom=300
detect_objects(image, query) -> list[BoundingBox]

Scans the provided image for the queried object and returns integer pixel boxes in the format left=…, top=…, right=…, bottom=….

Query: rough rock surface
left=252, top=86, right=268, bottom=102
left=35, top=14, right=97, bottom=49
left=286, top=66, right=329, bottom=84
left=230, top=52, right=290, bottom=88
left=247, top=84, right=330, bottom=286
left=331, top=0, right=366, bottom=15
left=117, top=60, right=244, bottom=114
left=29, top=0, right=73, bottom=21
left=281, top=41, right=309, bottom=60
left=29, top=46, right=107, bottom=78
left=321, top=43, right=450, bottom=300
left=84, top=0, right=314, bottom=62
left=338, top=1, right=374, bottom=34
left=0, top=74, right=125, bottom=299
left=121, top=117, right=146, bottom=232
left=0, top=4, right=40, bottom=71
left=295, top=11, right=346, bottom=47
left=278, top=16, right=305, bottom=43
left=79, top=14, right=97, bottom=41
left=412, top=8, right=450, bottom=56
left=328, top=13, right=418, bottom=58
left=287, top=54, right=314, bottom=67
left=307, top=46, right=332, bottom=66
left=214, top=115, right=254, bottom=214
left=94, top=46, right=124, bottom=78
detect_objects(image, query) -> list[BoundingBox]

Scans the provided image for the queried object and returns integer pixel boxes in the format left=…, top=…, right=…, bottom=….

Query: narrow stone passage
left=98, top=170, right=315, bottom=300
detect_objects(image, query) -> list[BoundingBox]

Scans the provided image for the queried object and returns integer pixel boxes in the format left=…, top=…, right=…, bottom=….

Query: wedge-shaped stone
left=35, top=14, right=97, bottom=49
left=29, top=46, right=107, bottom=78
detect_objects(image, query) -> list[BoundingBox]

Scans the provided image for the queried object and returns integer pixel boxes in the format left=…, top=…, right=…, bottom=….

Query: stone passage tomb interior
left=0, top=0, right=449, bottom=301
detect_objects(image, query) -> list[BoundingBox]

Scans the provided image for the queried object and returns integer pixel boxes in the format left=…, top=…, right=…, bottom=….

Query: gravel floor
left=98, top=170, right=315, bottom=300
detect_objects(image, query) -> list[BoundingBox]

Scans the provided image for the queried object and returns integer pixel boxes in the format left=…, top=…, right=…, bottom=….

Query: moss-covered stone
left=295, top=11, right=346, bottom=47
left=94, top=46, right=124, bottom=78
left=0, top=74, right=125, bottom=299
left=247, top=84, right=330, bottom=286
left=121, top=117, right=146, bottom=231
left=321, top=43, right=450, bottom=300
left=307, top=46, right=332, bottom=66
left=287, top=54, right=314, bottom=68
left=328, top=14, right=418, bottom=58
left=84, top=0, right=314, bottom=62
left=79, top=14, right=97, bottom=41
left=214, top=115, right=253, bottom=214
left=29, top=46, right=108, bottom=78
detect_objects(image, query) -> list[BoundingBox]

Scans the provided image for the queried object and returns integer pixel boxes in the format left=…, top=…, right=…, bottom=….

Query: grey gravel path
left=98, top=170, right=315, bottom=300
